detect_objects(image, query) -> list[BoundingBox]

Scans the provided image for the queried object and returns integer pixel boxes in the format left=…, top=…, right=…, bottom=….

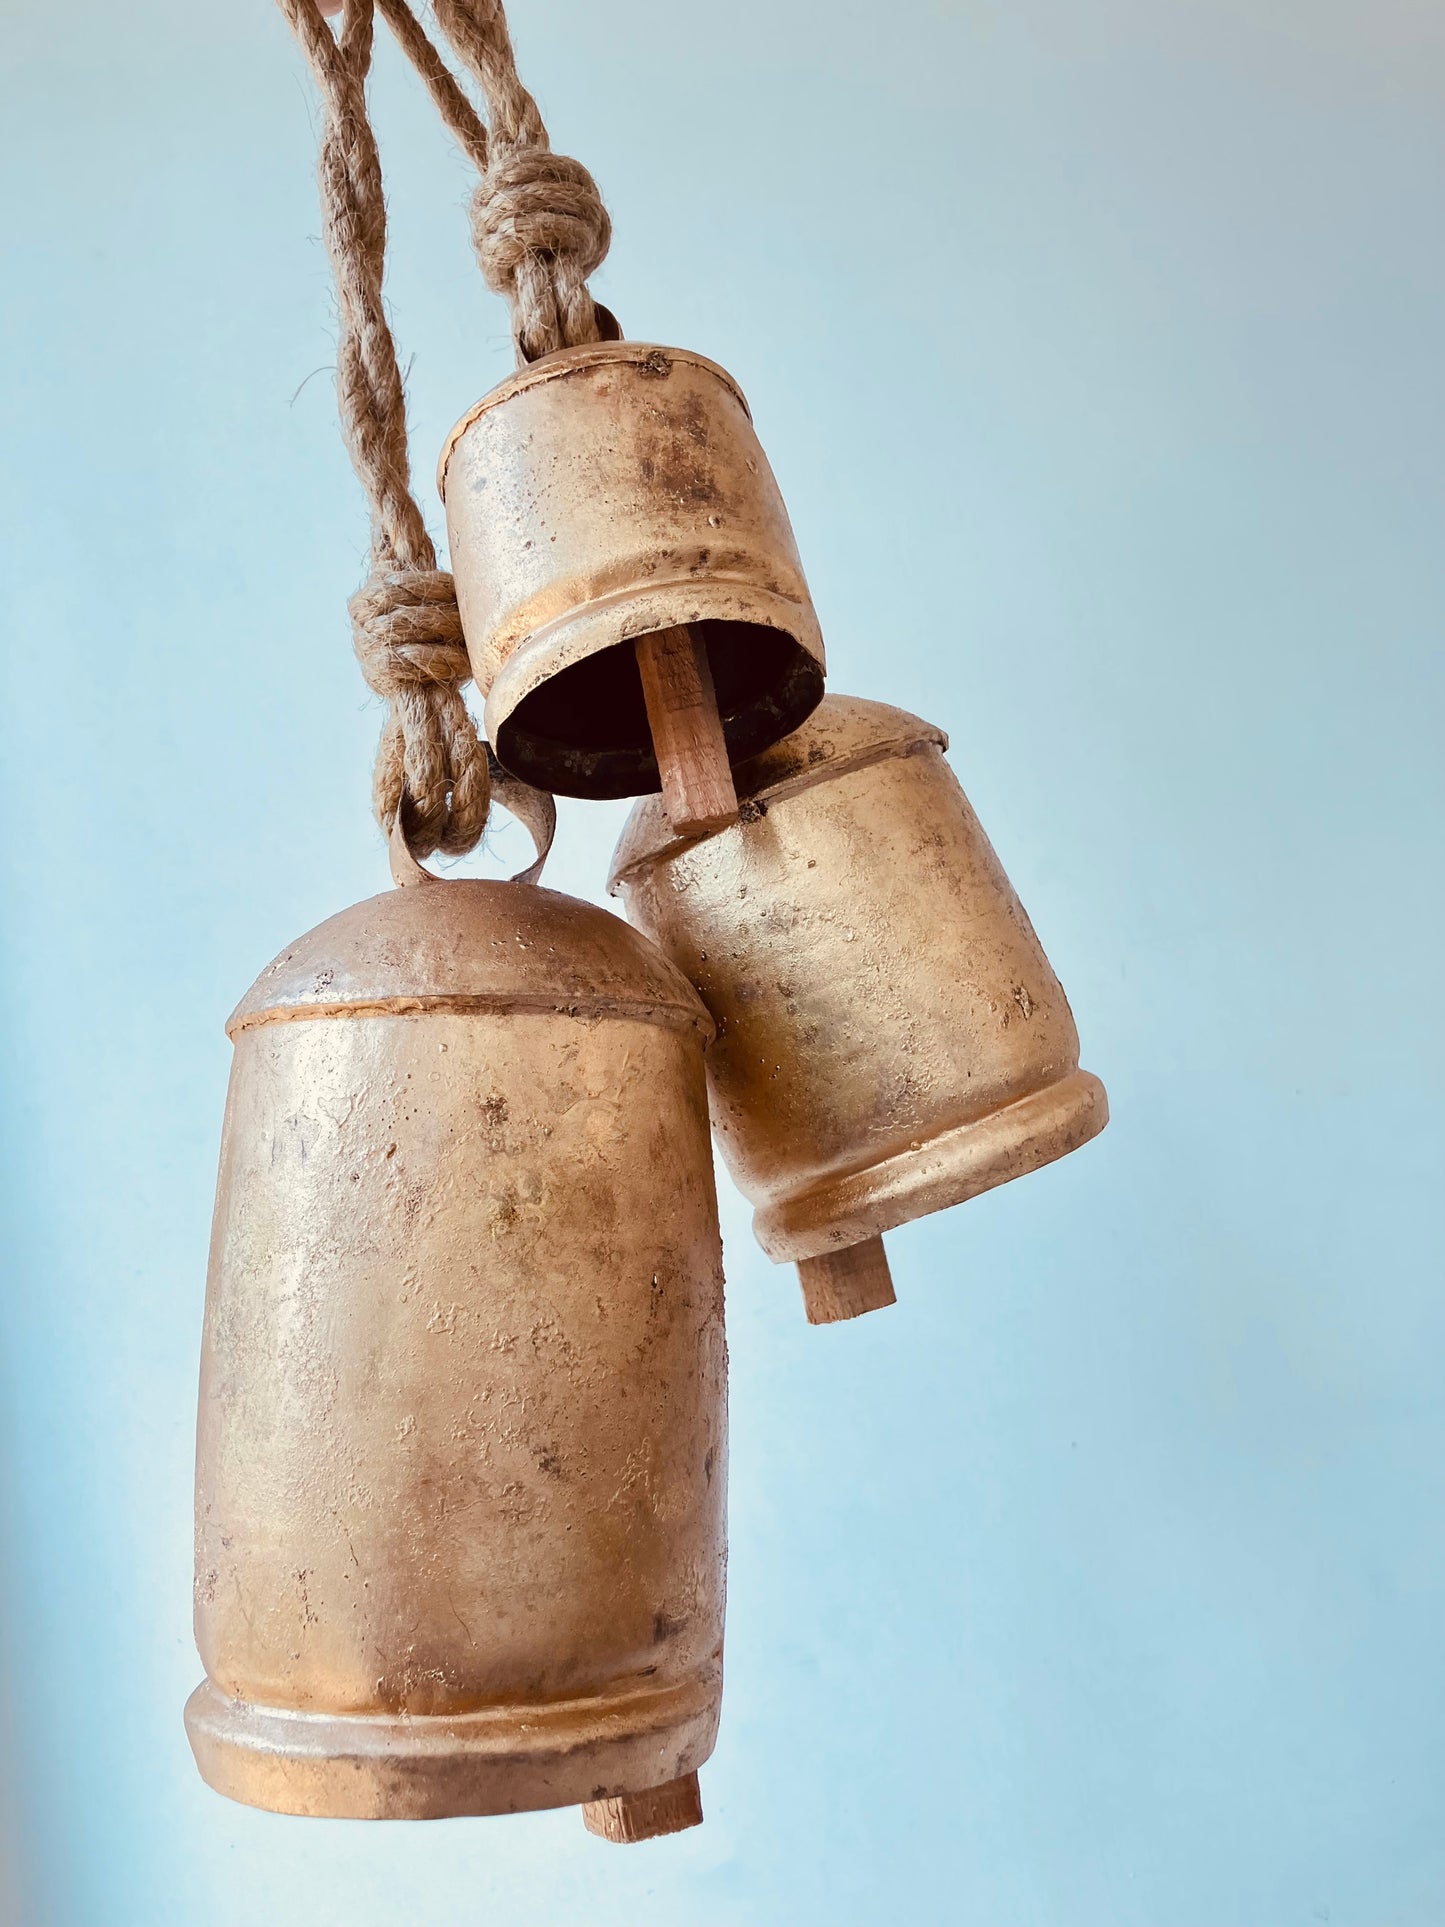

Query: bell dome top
left=228, top=879, right=713, bottom=1041
left=437, top=340, right=750, bottom=500
left=608, top=693, right=947, bottom=889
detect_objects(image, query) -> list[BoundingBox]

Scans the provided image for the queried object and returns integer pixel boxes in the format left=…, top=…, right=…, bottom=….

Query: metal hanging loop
left=389, top=746, right=557, bottom=888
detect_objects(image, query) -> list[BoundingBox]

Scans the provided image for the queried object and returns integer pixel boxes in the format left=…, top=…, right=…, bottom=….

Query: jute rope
left=429, top=0, right=612, bottom=362
left=278, top=0, right=612, bottom=852
left=278, top=0, right=490, bottom=858
left=372, top=0, right=613, bottom=362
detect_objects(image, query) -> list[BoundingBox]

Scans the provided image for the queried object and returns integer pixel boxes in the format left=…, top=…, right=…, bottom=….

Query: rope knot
left=349, top=567, right=469, bottom=695
left=349, top=568, right=491, bottom=860
left=470, top=147, right=612, bottom=360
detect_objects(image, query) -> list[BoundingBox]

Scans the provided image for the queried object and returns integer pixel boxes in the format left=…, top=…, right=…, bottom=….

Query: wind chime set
left=186, top=0, right=1108, bottom=1843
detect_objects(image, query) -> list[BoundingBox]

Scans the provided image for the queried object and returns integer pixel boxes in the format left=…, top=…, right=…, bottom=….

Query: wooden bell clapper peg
left=795, top=1238, right=897, bottom=1326
left=583, top=1771, right=704, bottom=1844
left=634, top=626, right=740, bottom=836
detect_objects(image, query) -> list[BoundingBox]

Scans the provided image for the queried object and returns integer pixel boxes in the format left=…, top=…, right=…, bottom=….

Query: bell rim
left=482, top=583, right=826, bottom=802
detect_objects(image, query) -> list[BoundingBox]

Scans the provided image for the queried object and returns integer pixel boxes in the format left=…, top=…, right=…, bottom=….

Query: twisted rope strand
left=386, top=0, right=612, bottom=361
left=277, top=0, right=489, bottom=857
left=374, top=0, right=490, bottom=173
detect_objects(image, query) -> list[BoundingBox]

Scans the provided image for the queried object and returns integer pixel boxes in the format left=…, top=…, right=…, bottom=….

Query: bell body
left=187, top=881, right=727, bottom=1821
left=609, top=695, right=1108, bottom=1270
left=438, top=341, right=825, bottom=799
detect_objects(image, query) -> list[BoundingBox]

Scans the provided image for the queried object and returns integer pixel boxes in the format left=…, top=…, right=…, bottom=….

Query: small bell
left=608, top=695, right=1108, bottom=1324
left=186, top=844, right=727, bottom=1835
left=438, top=338, right=825, bottom=818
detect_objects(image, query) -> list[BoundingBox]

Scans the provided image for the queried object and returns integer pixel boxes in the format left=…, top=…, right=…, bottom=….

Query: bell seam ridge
left=437, top=344, right=752, bottom=498
left=225, top=992, right=714, bottom=1041
left=608, top=734, right=948, bottom=888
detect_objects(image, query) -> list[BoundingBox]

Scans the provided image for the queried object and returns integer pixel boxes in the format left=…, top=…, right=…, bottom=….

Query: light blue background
left=2, top=2, right=1442, bottom=1921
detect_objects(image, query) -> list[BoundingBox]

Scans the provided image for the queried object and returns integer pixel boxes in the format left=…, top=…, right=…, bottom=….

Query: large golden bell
left=609, top=695, right=1108, bottom=1324
left=438, top=340, right=825, bottom=798
left=186, top=869, right=727, bottom=1836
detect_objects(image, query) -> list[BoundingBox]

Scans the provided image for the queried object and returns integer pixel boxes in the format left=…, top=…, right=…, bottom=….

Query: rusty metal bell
left=608, top=694, right=1109, bottom=1325
left=186, top=856, right=727, bottom=1836
left=438, top=340, right=826, bottom=799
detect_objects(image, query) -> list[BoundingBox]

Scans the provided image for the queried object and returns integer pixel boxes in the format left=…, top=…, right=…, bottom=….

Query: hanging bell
left=608, top=694, right=1108, bottom=1325
left=438, top=338, right=825, bottom=813
left=186, top=831, right=727, bottom=1837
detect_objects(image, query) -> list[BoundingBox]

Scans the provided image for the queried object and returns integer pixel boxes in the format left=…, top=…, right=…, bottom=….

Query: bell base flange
left=185, top=1672, right=719, bottom=1821
left=753, top=1068, right=1109, bottom=1264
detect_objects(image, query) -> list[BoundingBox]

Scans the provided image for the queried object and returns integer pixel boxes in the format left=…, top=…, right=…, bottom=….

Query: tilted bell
left=438, top=339, right=825, bottom=803
left=186, top=865, right=727, bottom=1838
left=608, top=695, right=1108, bottom=1325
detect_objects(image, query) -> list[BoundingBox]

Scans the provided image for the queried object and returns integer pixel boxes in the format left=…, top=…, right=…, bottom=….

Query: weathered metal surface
left=187, top=879, right=728, bottom=1823
left=438, top=341, right=825, bottom=799
left=609, top=695, right=1108, bottom=1284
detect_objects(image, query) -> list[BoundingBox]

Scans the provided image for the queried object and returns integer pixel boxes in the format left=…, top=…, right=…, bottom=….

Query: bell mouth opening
left=493, top=621, right=825, bottom=801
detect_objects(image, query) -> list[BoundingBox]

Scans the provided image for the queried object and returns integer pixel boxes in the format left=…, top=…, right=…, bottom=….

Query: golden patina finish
left=187, top=878, right=728, bottom=1824
left=438, top=340, right=825, bottom=800
left=609, top=695, right=1108, bottom=1307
